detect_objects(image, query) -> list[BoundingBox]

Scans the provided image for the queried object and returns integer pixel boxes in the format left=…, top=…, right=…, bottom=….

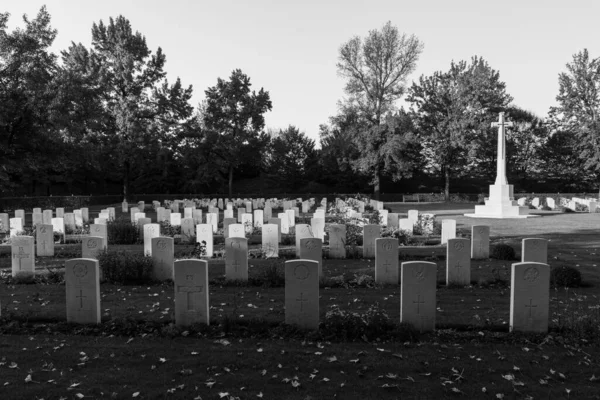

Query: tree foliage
left=202, top=69, right=272, bottom=197
left=336, top=21, right=424, bottom=196
left=549, top=49, right=600, bottom=192
left=407, top=56, right=512, bottom=199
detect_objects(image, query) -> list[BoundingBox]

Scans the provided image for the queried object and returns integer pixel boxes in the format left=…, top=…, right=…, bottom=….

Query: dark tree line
left=1, top=10, right=598, bottom=200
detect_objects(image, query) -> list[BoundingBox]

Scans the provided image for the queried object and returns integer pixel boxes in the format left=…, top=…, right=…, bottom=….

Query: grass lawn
left=0, top=203, right=599, bottom=399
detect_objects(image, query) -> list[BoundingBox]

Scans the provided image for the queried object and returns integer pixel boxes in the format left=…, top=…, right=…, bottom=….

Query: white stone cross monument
left=465, top=112, right=533, bottom=219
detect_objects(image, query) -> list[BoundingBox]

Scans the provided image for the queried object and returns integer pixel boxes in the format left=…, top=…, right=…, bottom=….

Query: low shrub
left=250, top=260, right=284, bottom=288
left=551, top=265, right=582, bottom=288
left=345, top=224, right=362, bottom=246
left=107, top=218, right=139, bottom=245
left=491, top=243, right=516, bottom=260
left=159, top=221, right=180, bottom=237
left=560, top=206, right=575, bottom=213
left=321, top=303, right=398, bottom=341
left=98, top=250, right=154, bottom=284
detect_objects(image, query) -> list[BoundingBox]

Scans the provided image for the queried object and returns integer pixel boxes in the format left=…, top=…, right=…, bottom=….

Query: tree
left=264, top=126, right=318, bottom=192
left=202, top=69, right=272, bottom=197
left=336, top=21, right=424, bottom=197
left=549, top=49, right=600, bottom=195
left=407, top=56, right=512, bottom=200
left=0, top=6, right=61, bottom=194
left=62, top=15, right=194, bottom=200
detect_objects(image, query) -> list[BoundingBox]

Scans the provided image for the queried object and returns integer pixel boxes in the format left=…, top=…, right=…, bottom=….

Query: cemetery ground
left=0, top=204, right=599, bottom=399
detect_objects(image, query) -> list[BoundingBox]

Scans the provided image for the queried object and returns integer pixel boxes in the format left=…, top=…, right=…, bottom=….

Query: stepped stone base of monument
left=464, top=184, right=539, bottom=219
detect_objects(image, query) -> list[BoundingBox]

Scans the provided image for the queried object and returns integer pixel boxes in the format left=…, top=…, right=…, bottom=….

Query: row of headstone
left=63, top=257, right=550, bottom=334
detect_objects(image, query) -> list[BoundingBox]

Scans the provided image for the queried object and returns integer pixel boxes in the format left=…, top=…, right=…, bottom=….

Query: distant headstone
left=264, top=205, right=272, bottom=221
left=278, top=213, right=290, bottom=234
left=311, top=218, right=325, bottom=241
left=107, top=207, right=115, bottom=221
left=407, top=210, right=419, bottom=225
left=400, top=261, right=437, bottom=332
left=295, top=224, right=313, bottom=256
left=328, top=224, right=346, bottom=259
left=181, top=218, right=195, bottom=243
left=446, top=238, right=471, bottom=286
left=375, top=238, right=399, bottom=284
left=441, top=219, right=456, bottom=244
left=196, top=224, right=214, bottom=257
left=225, top=237, right=248, bottom=281
left=82, top=236, right=104, bottom=259
left=521, top=238, right=548, bottom=263
left=286, top=209, right=295, bottom=228
left=64, top=213, right=76, bottom=231
left=387, top=213, right=399, bottom=229
left=56, top=208, right=65, bottom=218
left=237, top=207, right=245, bottom=223
left=268, top=218, right=282, bottom=243
left=362, top=224, right=380, bottom=258
left=156, top=207, right=166, bottom=223
left=10, top=217, right=23, bottom=236
left=192, top=209, right=203, bottom=225
left=262, top=224, right=279, bottom=258
left=36, top=224, right=54, bottom=257
left=33, top=207, right=42, bottom=214
left=151, top=237, right=174, bottom=281
left=42, top=210, right=52, bottom=225
left=122, top=201, right=128, bottom=212
left=32, top=212, right=43, bottom=227
left=299, top=238, right=323, bottom=277
left=143, top=223, right=160, bottom=256
left=11, top=236, right=35, bottom=277
left=399, top=218, right=413, bottom=234
left=206, top=213, right=218, bottom=233
left=224, top=209, right=234, bottom=219
left=51, top=217, right=65, bottom=236
left=379, top=209, right=389, bottom=226
left=81, top=208, right=89, bottom=224
left=15, top=209, right=25, bottom=222
left=170, top=213, right=182, bottom=226
left=531, top=197, right=540, bottom=208
left=90, top=224, right=107, bottom=249
left=510, top=262, right=550, bottom=333
left=471, top=225, right=490, bottom=259
left=65, top=259, right=101, bottom=324
left=285, top=260, right=319, bottom=330
left=517, top=197, right=527, bottom=206
left=184, top=207, right=193, bottom=219
left=129, top=207, right=140, bottom=223
left=241, top=213, right=253, bottom=233
left=174, top=259, right=210, bottom=326
left=253, top=209, right=264, bottom=228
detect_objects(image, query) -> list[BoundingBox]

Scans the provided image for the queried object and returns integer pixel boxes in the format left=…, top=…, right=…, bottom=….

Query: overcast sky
left=5, top=0, right=600, bottom=143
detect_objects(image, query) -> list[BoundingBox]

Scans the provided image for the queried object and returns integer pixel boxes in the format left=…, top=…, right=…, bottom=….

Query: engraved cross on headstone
left=383, top=260, right=392, bottom=274
left=525, top=298, right=537, bottom=318
left=232, top=259, right=240, bottom=272
left=296, top=292, right=308, bottom=312
left=13, top=246, right=28, bottom=270
left=413, top=294, right=425, bottom=314
left=76, top=289, right=86, bottom=308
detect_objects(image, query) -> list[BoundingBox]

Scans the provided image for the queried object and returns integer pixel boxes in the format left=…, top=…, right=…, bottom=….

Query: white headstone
left=400, top=261, right=437, bottom=332
left=328, top=224, right=346, bottom=259
left=531, top=197, right=540, bottom=208
left=42, top=210, right=52, bottom=225
left=285, top=260, right=319, bottom=330
left=196, top=224, right=214, bottom=257
left=206, top=213, right=218, bottom=233
left=192, top=209, right=203, bottom=225
left=286, top=209, right=295, bottom=228
left=143, top=223, right=160, bottom=256
left=310, top=218, right=325, bottom=241
left=181, top=218, right=195, bottom=243
left=299, top=238, right=322, bottom=277
left=81, top=236, right=104, bottom=259
left=51, top=217, right=65, bottom=235
left=510, top=262, right=550, bottom=333
left=295, top=224, right=313, bottom=256
left=9, top=217, right=23, bottom=236
left=11, top=236, right=35, bottom=277
left=268, top=218, right=282, bottom=243
left=36, top=224, right=54, bottom=257
left=170, top=213, right=181, bottom=226
left=387, top=213, right=399, bottom=229
left=152, top=237, right=174, bottom=281
left=521, top=238, right=548, bottom=264
left=73, top=210, right=83, bottom=227
left=174, top=259, right=209, bottom=326
left=241, top=213, right=253, bottom=233
left=56, top=208, right=64, bottom=218
left=441, top=219, right=456, bottom=244
left=65, top=259, right=101, bottom=324
left=362, top=224, right=380, bottom=258
left=471, top=225, right=490, bottom=259
left=0, top=213, right=9, bottom=233
left=32, top=212, right=43, bottom=227
left=446, top=238, right=471, bottom=286
left=129, top=207, right=140, bottom=223
left=89, top=224, right=107, bottom=249
left=262, top=224, right=279, bottom=258
left=399, top=218, right=413, bottom=234
left=225, top=237, right=248, bottom=281
left=15, top=209, right=25, bottom=222
left=253, top=209, right=263, bottom=228
left=81, top=208, right=89, bottom=224
left=278, top=213, right=290, bottom=234
left=375, top=238, right=399, bottom=284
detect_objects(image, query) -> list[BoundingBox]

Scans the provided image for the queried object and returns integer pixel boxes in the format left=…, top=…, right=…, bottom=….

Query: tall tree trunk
left=444, top=166, right=450, bottom=202
left=373, top=169, right=381, bottom=200
left=228, top=165, right=234, bottom=198
left=123, top=160, right=130, bottom=202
